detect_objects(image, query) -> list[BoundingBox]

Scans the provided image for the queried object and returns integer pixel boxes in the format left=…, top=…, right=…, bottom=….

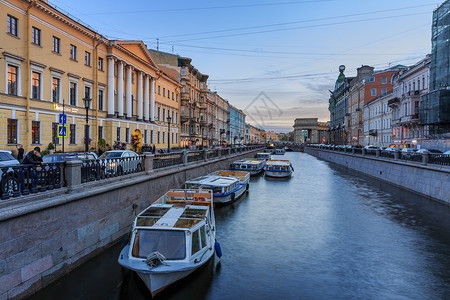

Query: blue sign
left=59, top=114, right=67, bottom=124
left=57, top=125, right=68, bottom=138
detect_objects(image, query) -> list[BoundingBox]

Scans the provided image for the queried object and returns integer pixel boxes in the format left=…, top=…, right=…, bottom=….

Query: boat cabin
left=185, top=176, right=240, bottom=195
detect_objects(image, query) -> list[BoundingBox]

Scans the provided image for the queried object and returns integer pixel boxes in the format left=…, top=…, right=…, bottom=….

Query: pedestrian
left=22, top=147, right=43, bottom=166
left=20, top=147, right=43, bottom=193
left=152, top=144, right=156, bottom=154
left=16, top=144, right=24, bottom=164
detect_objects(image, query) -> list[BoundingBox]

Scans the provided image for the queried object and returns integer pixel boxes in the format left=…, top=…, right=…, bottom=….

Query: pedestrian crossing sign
left=57, top=125, right=68, bottom=138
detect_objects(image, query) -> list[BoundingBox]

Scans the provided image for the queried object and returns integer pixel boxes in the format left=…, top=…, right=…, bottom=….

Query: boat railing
left=157, top=190, right=214, bottom=206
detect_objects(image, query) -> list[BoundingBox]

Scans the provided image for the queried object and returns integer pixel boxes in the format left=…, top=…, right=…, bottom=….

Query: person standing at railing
left=20, top=147, right=43, bottom=193
left=16, top=144, right=24, bottom=164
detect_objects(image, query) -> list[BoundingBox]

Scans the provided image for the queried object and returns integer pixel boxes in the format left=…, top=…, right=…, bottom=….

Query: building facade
left=390, top=55, right=431, bottom=148
left=1, top=0, right=180, bottom=155
left=261, top=131, right=279, bottom=142
left=214, top=92, right=229, bottom=145
left=293, top=118, right=329, bottom=144
left=228, top=104, right=245, bottom=144
left=363, top=93, right=393, bottom=147
left=249, top=125, right=263, bottom=143
left=149, top=50, right=208, bottom=148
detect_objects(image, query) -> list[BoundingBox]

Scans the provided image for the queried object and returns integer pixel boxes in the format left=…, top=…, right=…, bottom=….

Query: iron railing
left=187, top=151, right=204, bottom=163
left=81, top=156, right=144, bottom=183
left=429, top=153, right=450, bottom=166
left=1, top=163, right=63, bottom=200
left=153, top=152, right=183, bottom=169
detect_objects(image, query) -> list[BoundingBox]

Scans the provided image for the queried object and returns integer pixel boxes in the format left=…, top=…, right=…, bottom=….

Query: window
left=366, top=76, right=375, bottom=82
left=158, top=107, right=161, bottom=121
left=150, top=130, right=154, bottom=144
left=69, top=82, right=77, bottom=106
left=176, top=133, right=178, bottom=143
left=52, top=122, right=60, bottom=145
left=29, top=72, right=42, bottom=101
left=172, top=111, right=174, bottom=123
left=172, top=92, right=174, bottom=100
left=32, top=27, right=41, bottom=46
left=144, top=129, right=147, bottom=144
left=7, top=15, right=18, bottom=37
left=176, top=112, right=178, bottom=124
left=70, top=44, right=77, bottom=60
left=131, top=72, right=134, bottom=84
left=172, top=132, right=174, bottom=143
left=85, top=51, right=91, bottom=66
left=52, top=77, right=60, bottom=102
left=84, top=86, right=91, bottom=103
left=70, top=124, right=76, bottom=144
left=7, top=119, right=18, bottom=144
left=52, top=36, right=60, bottom=54
left=157, top=131, right=160, bottom=143
left=382, top=77, right=387, bottom=84
left=163, top=130, right=165, bottom=143
left=371, top=88, right=376, bottom=96
left=176, top=94, right=178, bottom=102
left=163, top=108, right=165, bottom=122
left=7, top=65, right=18, bottom=95
left=168, top=90, right=170, bottom=99
left=191, top=230, right=201, bottom=255
left=126, top=128, right=130, bottom=143
left=117, top=127, right=121, bottom=141
left=158, top=86, right=161, bottom=95
left=381, top=88, right=387, bottom=95
left=32, top=121, right=40, bottom=144
left=98, top=89, right=104, bottom=111
left=163, top=88, right=165, bottom=97
left=98, top=126, right=103, bottom=140
left=98, top=57, right=103, bottom=71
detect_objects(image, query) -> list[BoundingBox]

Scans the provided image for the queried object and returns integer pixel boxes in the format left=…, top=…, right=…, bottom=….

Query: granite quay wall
left=0, top=147, right=263, bottom=299
left=305, top=147, right=450, bottom=204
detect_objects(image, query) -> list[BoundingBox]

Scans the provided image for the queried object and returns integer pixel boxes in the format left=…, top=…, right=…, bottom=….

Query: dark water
left=30, top=152, right=450, bottom=300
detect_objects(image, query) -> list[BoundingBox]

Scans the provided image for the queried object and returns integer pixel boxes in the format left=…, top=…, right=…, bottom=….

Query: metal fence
left=308, top=145, right=450, bottom=167
left=153, top=152, right=183, bottom=169
left=0, top=163, right=64, bottom=200
left=187, top=151, right=204, bottom=163
left=81, top=156, right=144, bottom=183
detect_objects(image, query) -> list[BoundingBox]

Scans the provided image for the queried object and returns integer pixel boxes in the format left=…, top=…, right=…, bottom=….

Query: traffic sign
left=57, top=125, right=68, bottom=138
left=59, top=114, right=67, bottom=124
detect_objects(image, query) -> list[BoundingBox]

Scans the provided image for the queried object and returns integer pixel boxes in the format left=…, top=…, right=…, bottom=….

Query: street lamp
left=167, top=115, right=171, bottom=153
left=83, top=97, right=92, bottom=153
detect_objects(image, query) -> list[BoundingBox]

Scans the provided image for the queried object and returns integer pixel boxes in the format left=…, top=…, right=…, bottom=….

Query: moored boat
left=230, top=158, right=265, bottom=176
left=264, top=160, right=294, bottom=178
left=274, top=148, right=286, bottom=155
left=118, top=189, right=220, bottom=296
left=209, top=170, right=250, bottom=192
left=185, top=175, right=246, bottom=204
left=256, top=152, right=271, bottom=160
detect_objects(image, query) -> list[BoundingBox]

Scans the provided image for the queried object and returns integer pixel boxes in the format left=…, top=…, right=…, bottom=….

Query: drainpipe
left=25, top=0, right=37, bottom=152
left=93, top=35, right=103, bottom=152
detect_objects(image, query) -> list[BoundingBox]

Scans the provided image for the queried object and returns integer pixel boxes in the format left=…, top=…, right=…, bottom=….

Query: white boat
left=209, top=170, right=251, bottom=192
left=185, top=175, right=246, bottom=204
left=256, top=152, right=271, bottom=160
left=118, top=189, right=220, bottom=297
left=264, top=160, right=294, bottom=178
left=274, top=148, right=286, bottom=155
left=230, top=158, right=265, bottom=176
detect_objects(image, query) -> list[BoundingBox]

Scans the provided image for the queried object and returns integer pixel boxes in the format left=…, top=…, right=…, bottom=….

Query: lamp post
left=83, top=97, right=92, bottom=153
left=167, top=115, right=171, bottom=153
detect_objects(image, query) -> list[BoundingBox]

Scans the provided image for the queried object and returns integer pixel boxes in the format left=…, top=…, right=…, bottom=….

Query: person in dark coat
left=16, top=144, right=24, bottom=163
left=22, top=147, right=43, bottom=166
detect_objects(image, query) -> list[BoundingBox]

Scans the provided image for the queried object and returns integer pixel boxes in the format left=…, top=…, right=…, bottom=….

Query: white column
left=126, top=65, right=132, bottom=119
left=137, top=71, right=143, bottom=120
left=150, top=78, right=156, bottom=122
left=117, top=61, right=124, bottom=117
left=107, top=57, right=115, bottom=116
left=144, top=75, right=149, bottom=121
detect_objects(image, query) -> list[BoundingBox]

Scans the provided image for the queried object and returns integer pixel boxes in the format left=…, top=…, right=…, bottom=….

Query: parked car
left=42, top=152, right=97, bottom=164
left=98, top=150, right=142, bottom=175
left=363, top=146, right=378, bottom=153
left=415, top=149, right=442, bottom=154
left=400, top=148, right=418, bottom=159
left=385, top=147, right=399, bottom=152
left=0, top=150, right=20, bottom=197
left=444, top=150, right=450, bottom=155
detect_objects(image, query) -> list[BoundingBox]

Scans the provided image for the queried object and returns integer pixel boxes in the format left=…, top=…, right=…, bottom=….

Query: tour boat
left=256, top=152, right=271, bottom=160
left=185, top=175, right=246, bottom=204
left=209, top=170, right=250, bottom=192
left=118, top=189, right=221, bottom=297
left=274, top=148, right=286, bottom=155
left=230, top=158, right=265, bottom=176
left=264, top=160, right=294, bottom=178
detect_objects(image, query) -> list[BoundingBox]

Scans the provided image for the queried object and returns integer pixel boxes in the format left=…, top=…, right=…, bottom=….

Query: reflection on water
left=28, top=152, right=450, bottom=300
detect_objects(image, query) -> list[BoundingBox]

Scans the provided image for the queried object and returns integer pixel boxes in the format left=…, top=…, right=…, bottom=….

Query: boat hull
left=264, top=170, right=292, bottom=178
left=214, top=184, right=247, bottom=204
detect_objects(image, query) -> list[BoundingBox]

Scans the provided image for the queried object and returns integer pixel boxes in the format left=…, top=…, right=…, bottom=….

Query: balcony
left=388, top=97, right=399, bottom=106
left=369, top=129, right=377, bottom=136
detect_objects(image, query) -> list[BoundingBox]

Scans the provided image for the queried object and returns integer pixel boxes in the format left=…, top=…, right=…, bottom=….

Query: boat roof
left=233, top=158, right=264, bottom=165
left=257, top=152, right=271, bottom=155
left=135, top=189, right=213, bottom=230
left=265, top=160, right=291, bottom=166
left=209, top=170, right=250, bottom=179
left=185, top=175, right=239, bottom=186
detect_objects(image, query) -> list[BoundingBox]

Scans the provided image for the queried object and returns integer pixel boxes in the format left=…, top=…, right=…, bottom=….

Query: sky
left=48, top=0, right=443, bottom=132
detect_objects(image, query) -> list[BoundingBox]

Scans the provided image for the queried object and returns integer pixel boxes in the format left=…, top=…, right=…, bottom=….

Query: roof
left=265, top=160, right=291, bottom=166
left=185, top=175, right=238, bottom=187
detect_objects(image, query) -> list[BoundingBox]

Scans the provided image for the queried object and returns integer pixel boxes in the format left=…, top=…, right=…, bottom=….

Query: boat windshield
left=132, top=229, right=186, bottom=260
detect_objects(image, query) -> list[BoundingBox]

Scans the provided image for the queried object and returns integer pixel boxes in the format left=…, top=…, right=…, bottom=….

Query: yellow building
left=1, top=0, right=180, bottom=155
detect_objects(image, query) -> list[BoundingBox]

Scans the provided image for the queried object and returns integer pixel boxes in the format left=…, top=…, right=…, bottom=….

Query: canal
left=29, top=152, right=450, bottom=299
